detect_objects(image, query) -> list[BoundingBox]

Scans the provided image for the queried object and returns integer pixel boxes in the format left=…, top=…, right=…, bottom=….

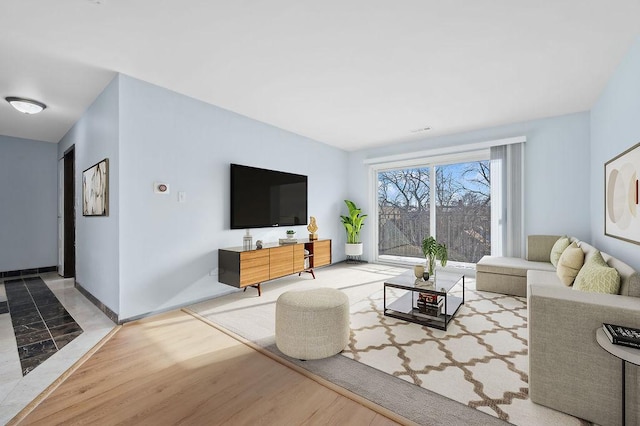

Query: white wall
left=0, top=135, right=58, bottom=272
left=348, top=112, right=591, bottom=261
left=117, top=75, right=348, bottom=320
left=58, top=77, right=120, bottom=314
left=591, top=36, right=640, bottom=271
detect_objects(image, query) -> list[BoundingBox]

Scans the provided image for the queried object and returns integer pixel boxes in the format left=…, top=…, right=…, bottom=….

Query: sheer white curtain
left=490, top=143, right=524, bottom=257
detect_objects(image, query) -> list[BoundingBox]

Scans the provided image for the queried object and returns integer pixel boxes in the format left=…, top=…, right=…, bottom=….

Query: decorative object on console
left=421, top=236, right=448, bottom=279
left=286, top=230, right=295, bottom=238
left=256, top=240, right=263, bottom=249
left=243, top=230, right=252, bottom=250
left=340, top=199, right=367, bottom=257
left=82, top=158, right=109, bottom=216
left=279, top=238, right=298, bottom=244
left=307, top=216, right=318, bottom=240
left=605, top=142, right=640, bottom=245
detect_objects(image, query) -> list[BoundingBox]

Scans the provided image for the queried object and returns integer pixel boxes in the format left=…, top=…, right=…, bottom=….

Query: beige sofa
left=476, top=235, right=640, bottom=426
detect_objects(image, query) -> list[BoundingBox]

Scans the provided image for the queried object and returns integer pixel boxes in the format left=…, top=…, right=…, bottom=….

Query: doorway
left=61, top=146, right=75, bottom=278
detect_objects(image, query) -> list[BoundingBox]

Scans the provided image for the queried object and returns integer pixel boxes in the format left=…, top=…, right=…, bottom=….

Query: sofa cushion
left=573, top=250, right=620, bottom=294
left=527, top=269, right=563, bottom=288
left=550, top=236, right=570, bottom=267
left=476, top=256, right=555, bottom=277
left=578, top=241, right=640, bottom=297
left=556, top=242, right=584, bottom=286
left=527, top=235, right=563, bottom=262
left=605, top=255, right=640, bottom=297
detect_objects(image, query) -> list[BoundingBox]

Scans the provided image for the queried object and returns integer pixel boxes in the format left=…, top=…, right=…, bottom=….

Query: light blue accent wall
left=591, top=36, right=640, bottom=271
left=117, top=75, right=348, bottom=320
left=0, top=135, right=58, bottom=271
left=348, top=112, right=591, bottom=260
left=58, top=76, right=120, bottom=314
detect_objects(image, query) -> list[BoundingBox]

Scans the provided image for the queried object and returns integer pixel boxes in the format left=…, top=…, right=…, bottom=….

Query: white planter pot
left=345, top=243, right=363, bottom=256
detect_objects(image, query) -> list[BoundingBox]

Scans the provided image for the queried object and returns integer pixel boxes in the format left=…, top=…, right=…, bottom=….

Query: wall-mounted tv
left=230, top=164, right=308, bottom=229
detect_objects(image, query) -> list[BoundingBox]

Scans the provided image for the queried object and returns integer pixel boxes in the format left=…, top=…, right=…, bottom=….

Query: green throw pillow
left=550, top=236, right=570, bottom=267
left=573, top=250, right=620, bottom=294
left=556, top=242, right=584, bottom=286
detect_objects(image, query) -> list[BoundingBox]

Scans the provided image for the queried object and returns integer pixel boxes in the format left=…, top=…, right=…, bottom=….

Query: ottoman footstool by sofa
left=275, top=288, right=350, bottom=360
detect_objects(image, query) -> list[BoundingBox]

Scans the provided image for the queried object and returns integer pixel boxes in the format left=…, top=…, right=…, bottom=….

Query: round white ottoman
left=275, top=288, right=350, bottom=360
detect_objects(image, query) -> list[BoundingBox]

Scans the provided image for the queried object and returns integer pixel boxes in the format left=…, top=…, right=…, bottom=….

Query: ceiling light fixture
left=410, top=126, right=432, bottom=134
left=5, top=97, right=47, bottom=114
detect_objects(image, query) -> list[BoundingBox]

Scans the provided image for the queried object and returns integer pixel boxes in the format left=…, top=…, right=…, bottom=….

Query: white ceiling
left=1, top=1, right=639, bottom=151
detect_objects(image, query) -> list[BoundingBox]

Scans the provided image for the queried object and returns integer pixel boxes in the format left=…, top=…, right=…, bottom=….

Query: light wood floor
left=11, top=310, right=405, bottom=425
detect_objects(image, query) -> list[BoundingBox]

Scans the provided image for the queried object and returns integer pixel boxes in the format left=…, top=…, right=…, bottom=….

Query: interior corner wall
left=0, top=135, right=58, bottom=272
left=58, top=75, right=120, bottom=315
left=590, top=36, right=640, bottom=271
left=117, top=75, right=348, bottom=321
left=348, top=111, right=592, bottom=260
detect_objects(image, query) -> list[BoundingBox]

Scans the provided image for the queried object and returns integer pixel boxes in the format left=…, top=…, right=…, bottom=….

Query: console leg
left=243, top=284, right=262, bottom=296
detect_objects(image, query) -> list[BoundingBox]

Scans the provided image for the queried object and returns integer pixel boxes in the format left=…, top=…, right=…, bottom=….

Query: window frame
left=369, top=149, right=490, bottom=266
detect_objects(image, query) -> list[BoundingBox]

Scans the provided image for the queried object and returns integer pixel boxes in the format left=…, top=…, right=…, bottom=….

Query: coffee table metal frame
left=383, top=270, right=465, bottom=330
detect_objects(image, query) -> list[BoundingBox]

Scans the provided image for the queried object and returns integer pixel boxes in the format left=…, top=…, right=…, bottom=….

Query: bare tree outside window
left=435, top=161, right=490, bottom=263
left=378, top=161, right=490, bottom=263
left=378, top=168, right=430, bottom=258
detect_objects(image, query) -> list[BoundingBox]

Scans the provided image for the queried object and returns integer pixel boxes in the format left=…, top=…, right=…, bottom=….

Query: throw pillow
left=550, top=236, right=570, bottom=267
left=573, top=250, right=620, bottom=294
left=556, top=242, right=584, bottom=286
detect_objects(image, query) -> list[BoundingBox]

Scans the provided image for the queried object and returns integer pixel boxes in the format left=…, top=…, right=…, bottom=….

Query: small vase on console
left=413, top=264, right=424, bottom=279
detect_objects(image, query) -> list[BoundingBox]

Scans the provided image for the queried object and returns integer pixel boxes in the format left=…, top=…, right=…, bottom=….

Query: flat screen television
left=230, top=164, right=308, bottom=229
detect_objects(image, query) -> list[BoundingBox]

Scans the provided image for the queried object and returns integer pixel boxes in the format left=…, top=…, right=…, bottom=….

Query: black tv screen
left=230, top=164, right=308, bottom=229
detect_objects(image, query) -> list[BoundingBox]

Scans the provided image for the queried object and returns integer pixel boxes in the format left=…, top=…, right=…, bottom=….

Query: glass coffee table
left=383, top=269, right=465, bottom=330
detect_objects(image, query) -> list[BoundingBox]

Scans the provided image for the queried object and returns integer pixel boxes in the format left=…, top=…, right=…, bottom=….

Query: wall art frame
left=82, top=158, right=109, bottom=216
left=605, top=142, right=640, bottom=244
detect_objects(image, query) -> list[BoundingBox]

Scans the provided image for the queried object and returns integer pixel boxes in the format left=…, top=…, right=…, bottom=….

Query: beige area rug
left=344, top=283, right=588, bottom=425
left=189, top=263, right=589, bottom=426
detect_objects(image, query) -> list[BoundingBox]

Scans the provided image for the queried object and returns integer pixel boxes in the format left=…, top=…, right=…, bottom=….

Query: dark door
left=63, top=147, right=75, bottom=278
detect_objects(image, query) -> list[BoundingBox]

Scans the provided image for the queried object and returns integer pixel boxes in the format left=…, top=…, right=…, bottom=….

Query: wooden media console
left=218, top=239, right=331, bottom=296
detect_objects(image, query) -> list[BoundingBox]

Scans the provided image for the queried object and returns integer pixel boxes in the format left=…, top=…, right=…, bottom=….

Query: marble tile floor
left=4, top=276, right=84, bottom=376
left=0, top=273, right=116, bottom=424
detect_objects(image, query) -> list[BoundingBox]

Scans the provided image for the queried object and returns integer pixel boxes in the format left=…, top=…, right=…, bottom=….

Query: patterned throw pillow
left=556, top=242, right=584, bottom=286
left=573, top=250, right=620, bottom=294
left=550, top=236, right=570, bottom=267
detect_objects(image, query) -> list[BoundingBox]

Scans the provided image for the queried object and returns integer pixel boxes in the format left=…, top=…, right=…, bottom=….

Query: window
left=378, top=167, right=431, bottom=259
left=435, top=161, right=490, bottom=263
left=376, top=153, right=490, bottom=265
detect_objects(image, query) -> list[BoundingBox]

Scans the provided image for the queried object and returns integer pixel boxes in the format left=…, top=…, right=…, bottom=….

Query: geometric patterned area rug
left=343, top=285, right=589, bottom=426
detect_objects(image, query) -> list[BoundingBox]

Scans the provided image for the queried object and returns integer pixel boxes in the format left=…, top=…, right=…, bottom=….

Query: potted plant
left=421, top=236, right=448, bottom=279
left=286, top=230, right=295, bottom=239
left=340, top=199, right=367, bottom=256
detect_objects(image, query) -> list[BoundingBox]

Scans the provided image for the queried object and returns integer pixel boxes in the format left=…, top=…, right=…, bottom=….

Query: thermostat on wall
left=154, top=182, right=170, bottom=194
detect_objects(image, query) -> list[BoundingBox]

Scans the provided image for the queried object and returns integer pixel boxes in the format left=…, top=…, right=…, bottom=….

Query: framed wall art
left=605, top=142, right=640, bottom=244
left=82, top=158, right=109, bottom=216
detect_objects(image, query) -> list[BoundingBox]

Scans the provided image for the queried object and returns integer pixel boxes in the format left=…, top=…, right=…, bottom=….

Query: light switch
left=178, top=191, right=187, bottom=203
